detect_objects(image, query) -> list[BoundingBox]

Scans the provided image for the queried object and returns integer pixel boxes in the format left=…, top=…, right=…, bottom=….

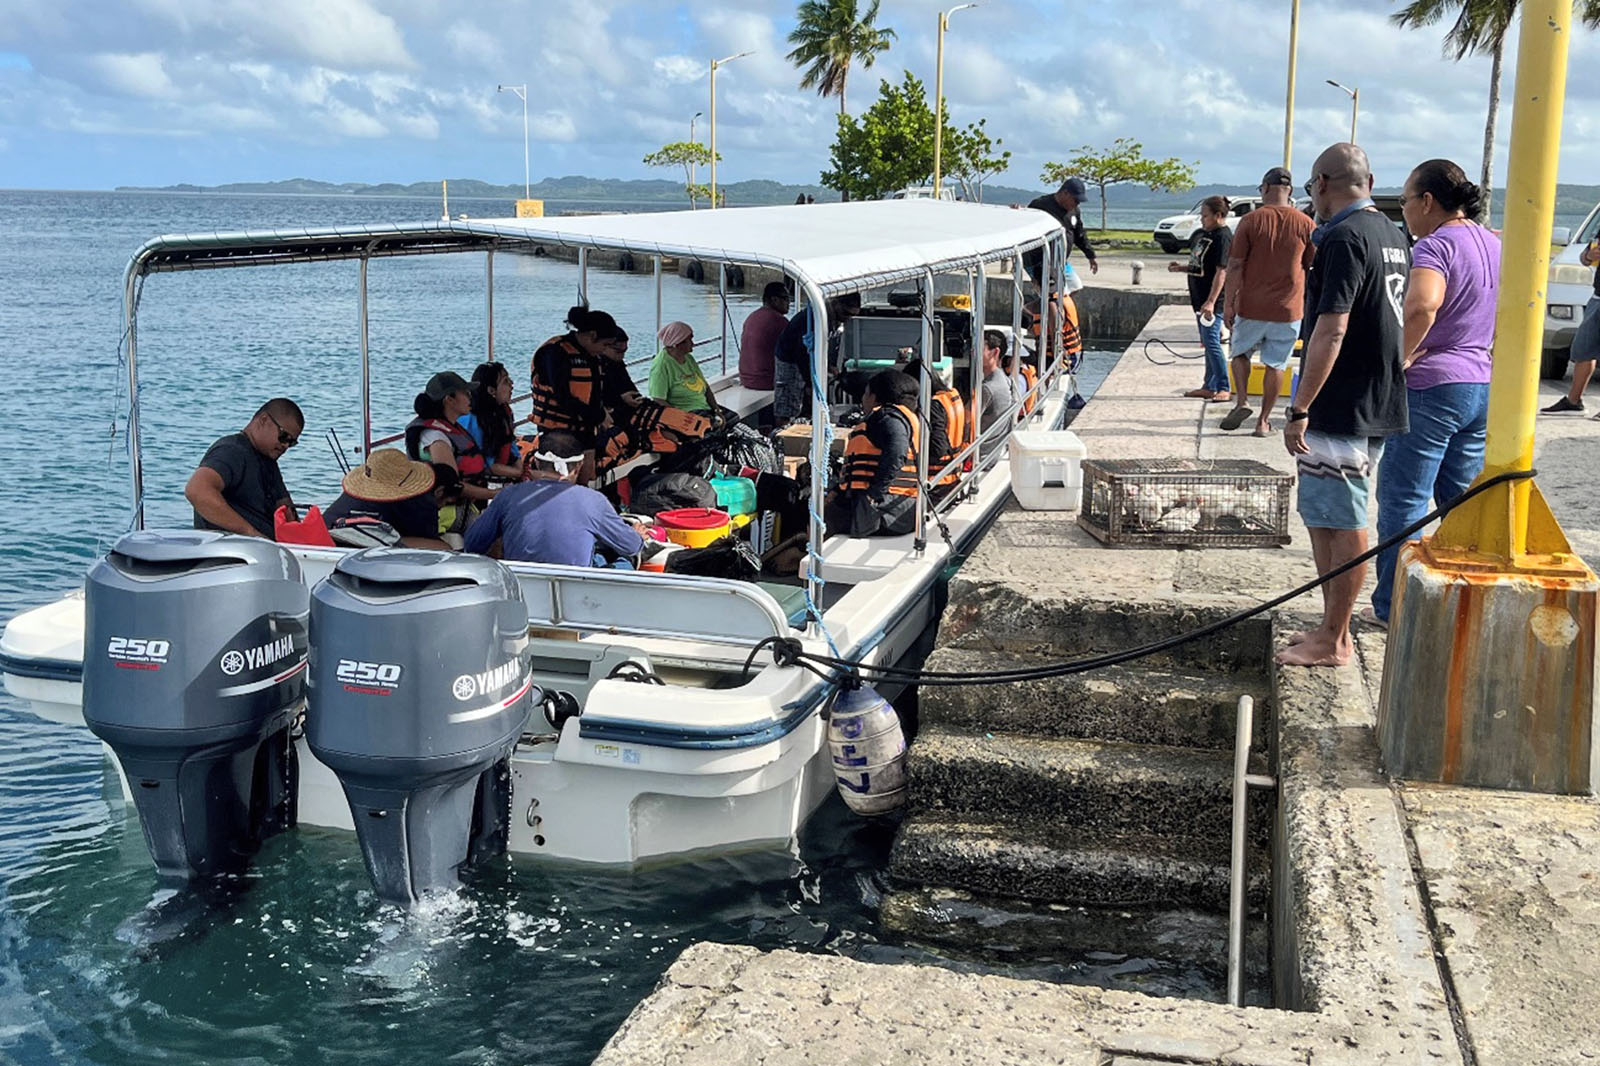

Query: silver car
left=1544, top=202, right=1600, bottom=380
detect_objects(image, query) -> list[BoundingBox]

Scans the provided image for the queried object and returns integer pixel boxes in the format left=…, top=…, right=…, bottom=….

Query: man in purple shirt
left=738, top=282, right=790, bottom=391
left=463, top=431, right=645, bottom=568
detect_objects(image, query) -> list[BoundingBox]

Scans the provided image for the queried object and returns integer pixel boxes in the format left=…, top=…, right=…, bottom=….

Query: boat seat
left=809, top=532, right=921, bottom=583
left=712, top=383, right=774, bottom=422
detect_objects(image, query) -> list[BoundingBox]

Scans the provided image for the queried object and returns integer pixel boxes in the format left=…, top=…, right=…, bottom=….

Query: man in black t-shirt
left=323, top=448, right=453, bottom=550
left=187, top=398, right=303, bottom=538
left=1168, top=197, right=1234, bottom=399
left=1279, top=143, right=1411, bottom=669
left=1024, top=178, right=1100, bottom=285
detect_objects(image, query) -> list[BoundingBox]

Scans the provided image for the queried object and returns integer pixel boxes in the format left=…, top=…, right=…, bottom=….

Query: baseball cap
left=424, top=370, right=471, bottom=401
left=1058, top=177, right=1088, bottom=199
left=1260, top=167, right=1293, bottom=188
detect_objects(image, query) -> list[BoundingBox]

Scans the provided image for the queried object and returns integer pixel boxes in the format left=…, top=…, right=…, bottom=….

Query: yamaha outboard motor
left=82, top=531, right=307, bottom=883
left=306, top=549, right=533, bottom=905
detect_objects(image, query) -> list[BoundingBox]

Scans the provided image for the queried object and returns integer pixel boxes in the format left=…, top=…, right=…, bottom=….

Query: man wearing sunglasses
left=187, top=397, right=304, bottom=539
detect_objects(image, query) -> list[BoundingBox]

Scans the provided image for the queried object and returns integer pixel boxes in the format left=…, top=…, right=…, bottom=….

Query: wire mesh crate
left=1077, top=458, right=1292, bottom=548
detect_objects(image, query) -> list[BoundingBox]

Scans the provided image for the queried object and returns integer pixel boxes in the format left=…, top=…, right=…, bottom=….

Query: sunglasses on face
left=266, top=412, right=299, bottom=447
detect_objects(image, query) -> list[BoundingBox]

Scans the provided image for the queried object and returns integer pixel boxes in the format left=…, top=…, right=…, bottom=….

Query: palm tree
left=1392, top=0, right=1600, bottom=221
left=786, top=0, right=897, bottom=116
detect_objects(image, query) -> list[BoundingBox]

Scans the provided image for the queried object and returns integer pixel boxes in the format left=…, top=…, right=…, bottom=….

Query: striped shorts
left=1296, top=431, right=1385, bottom=530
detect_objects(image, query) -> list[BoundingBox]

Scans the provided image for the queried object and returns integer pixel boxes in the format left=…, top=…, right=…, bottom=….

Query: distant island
left=113, top=175, right=1600, bottom=218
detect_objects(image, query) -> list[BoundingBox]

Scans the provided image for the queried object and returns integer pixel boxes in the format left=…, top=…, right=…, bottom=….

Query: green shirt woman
left=647, top=321, right=716, bottom=414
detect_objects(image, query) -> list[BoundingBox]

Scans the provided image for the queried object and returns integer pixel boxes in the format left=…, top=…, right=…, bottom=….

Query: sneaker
left=1542, top=396, right=1585, bottom=413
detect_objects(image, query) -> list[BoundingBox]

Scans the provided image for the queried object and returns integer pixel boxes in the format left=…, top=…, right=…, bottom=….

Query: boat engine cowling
left=82, top=531, right=307, bottom=882
left=306, top=549, right=533, bottom=905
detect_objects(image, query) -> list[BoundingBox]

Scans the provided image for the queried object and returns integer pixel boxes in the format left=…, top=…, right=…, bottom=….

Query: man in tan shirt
left=1220, top=167, right=1316, bottom=436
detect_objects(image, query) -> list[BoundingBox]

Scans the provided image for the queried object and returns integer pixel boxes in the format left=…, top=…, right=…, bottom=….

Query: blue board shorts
left=1229, top=317, right=1299, bottom=370
left=1573, top=295, right=1600, bottom=364
left=1296, top=431, right=1385, bottom=530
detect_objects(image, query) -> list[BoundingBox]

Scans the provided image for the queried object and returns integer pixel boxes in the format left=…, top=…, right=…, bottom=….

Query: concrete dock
left=592, top=303, right=1600, bottom=1066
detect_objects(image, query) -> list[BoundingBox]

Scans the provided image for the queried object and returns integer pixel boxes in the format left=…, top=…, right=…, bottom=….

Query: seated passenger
left=738, top=282, right=791, bottom=391
left=463, top=431, right=647, bottom=568
left=597, top=328, right=714, bottom=471
left=322, top=448, right=452, bottom=549
left=648, top=321, right=716, bottom=415
left=978, top=330, right=1016, bottom=435
left=529, top=305, right=618, bottom=480
left=824, top=370, right=921, bottom=538
left=405, top=371, right=496, bottom=504
left=460, top=362, right=529, bottom=480
left=906, top=361, right=968, bottom=494
left=187, top=397, right=303, bottom=539
left=1003, top=348, right=1039, bottom=416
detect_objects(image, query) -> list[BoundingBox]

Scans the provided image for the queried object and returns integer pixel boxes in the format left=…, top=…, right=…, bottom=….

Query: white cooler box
left=1008, top=430, right=1087, bottom=511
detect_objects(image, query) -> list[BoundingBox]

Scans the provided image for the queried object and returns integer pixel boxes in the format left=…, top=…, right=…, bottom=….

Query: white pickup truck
left=1543, top=202, right=1600, bottom=380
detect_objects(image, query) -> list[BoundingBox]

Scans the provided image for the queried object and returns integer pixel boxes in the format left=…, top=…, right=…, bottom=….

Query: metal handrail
left=1228, top=694, right=1277, bottom=1006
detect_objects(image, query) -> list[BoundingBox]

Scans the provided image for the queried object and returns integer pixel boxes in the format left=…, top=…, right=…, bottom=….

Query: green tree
left=786, top=0, right=897, bottom=116
left=1042, top=139, right=1198, bottom=231
left=945, top=118, right=1011, bottom=203
left=642, top=142, right=719, bottom=208
left=822, top=72, right=937, bottom=201
left=1392, top=0, right=1600, bottom=222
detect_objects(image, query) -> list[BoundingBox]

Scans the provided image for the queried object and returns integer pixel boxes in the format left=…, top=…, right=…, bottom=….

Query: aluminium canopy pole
left=803, top=279, right=831, bottom=626
left=915, top=272, right=933, bottom=552
left=485, top=248, right=495, bottom=363
left=123, top=265, right=144, bottom=530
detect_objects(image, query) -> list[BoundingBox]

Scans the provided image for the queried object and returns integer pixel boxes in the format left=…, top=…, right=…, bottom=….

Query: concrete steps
left=889, top=814, right=1269, bottom=913
left=878, top=885, right=1271, bottom=1003
left=908, top=728, right=1270, bottom=848
left=919, top=649, right=1268, bottom=752
left=938, top=588, right=1274, bottom=678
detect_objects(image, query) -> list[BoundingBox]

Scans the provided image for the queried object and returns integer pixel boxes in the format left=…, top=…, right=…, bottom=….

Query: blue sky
left=0, top=0, right=1596, bottom=192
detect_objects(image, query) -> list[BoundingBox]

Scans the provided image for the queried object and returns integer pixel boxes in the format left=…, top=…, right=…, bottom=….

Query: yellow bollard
left=1378, top=0, right=1598, bottom=794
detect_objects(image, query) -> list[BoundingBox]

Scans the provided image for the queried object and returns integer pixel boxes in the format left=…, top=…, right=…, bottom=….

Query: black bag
left=632, top=472, right=717, bottom=514
left=663, top=536, right=761, bottom=580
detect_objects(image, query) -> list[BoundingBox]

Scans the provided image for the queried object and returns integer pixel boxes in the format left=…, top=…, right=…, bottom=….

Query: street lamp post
left=690, top=111, right=703, bottom=189
left=1283, top=0, right=1300, bottom=171
left=932, top=3, right=978, bottom=198
left=496, top=84, right=530, bottom=200
left=709, top=51, right=753, bottom=210
left=1326, top=79, right=1358, bottom=144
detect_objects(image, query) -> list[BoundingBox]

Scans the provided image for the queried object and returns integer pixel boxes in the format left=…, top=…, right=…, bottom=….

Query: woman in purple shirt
left=1370, top=159, right=1501, bottom=624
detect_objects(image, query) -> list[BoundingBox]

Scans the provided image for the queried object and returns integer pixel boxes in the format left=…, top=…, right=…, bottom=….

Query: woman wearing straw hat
left=323, top=448, right=454, bottom=550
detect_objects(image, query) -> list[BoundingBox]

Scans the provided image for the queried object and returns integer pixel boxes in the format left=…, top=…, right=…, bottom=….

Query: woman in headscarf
left=1368, top=159, right=1500, bottom=627
left=647, top=321, right=716, bottom=415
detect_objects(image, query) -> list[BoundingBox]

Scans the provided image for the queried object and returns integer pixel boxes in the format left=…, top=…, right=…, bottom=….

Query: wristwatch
left=1287, top=408, right=1310, bottom=423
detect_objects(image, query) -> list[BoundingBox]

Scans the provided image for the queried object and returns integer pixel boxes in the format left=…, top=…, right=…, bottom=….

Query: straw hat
left=342, top=448, right=436, bottom=502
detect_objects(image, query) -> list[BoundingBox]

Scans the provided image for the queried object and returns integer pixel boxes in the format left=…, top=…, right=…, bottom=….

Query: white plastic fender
left=827, top=683, right=907, bottom=815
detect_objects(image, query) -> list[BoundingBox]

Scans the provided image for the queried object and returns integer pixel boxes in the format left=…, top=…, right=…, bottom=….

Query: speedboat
left=1, top=201, right=1077, bottom=879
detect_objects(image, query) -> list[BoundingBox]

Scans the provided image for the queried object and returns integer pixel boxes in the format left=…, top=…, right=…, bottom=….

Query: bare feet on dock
left=1274, top=628, right=1353, bottom=667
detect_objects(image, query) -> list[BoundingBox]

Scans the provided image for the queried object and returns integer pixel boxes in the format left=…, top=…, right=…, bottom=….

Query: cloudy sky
left=1, top=0, right=1596, bottom=192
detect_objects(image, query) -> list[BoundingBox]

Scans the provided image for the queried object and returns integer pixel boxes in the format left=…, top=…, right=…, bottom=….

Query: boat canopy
left=128, top=200, right=1060, bottom=296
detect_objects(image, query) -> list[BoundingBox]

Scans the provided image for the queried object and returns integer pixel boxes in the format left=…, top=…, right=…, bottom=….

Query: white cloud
left=84, top=51, right=176, bottom=99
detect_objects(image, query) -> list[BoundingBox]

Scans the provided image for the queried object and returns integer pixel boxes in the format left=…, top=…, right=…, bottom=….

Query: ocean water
left=0, top=189, right=1181, bottom=1066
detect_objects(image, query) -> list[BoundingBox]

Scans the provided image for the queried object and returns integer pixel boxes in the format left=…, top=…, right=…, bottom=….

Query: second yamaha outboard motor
left=306, top=549, right=533, bottom=905
left=82, top=531, right=307, bottom=883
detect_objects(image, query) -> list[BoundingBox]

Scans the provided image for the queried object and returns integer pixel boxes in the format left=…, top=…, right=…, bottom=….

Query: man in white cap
left=322, top=448, right=454, bottom=549
left=463, top=430, right=646, bottom=567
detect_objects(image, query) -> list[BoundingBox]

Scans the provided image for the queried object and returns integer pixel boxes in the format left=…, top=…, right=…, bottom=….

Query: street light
left=932, top=3, right=978, bottom=199
left=709, top=51, right=753, bottom=210
left=1283, top=0, right=1300, bottom=171
left=496, top=84, right=530, bottom=200
left=690, top=110, right=704, bottom=188
left=1326, top=79, right=1358, bottom=145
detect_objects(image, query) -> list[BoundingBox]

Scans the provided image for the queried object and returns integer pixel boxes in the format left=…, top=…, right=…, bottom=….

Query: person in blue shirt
left=462, top=430, right=646, bottom=568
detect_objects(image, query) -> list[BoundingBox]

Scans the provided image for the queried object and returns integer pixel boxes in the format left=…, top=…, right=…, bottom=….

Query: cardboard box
left=775, top=423, right=848, bottom=459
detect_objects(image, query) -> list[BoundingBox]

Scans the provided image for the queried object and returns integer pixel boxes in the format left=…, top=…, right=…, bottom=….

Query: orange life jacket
left=404, top=417, right=488, bottom=480
left=929, top=389, right=967, bottom=487
left=1018, top=364, right=1039, bottom=416
left=599, top=401, right=713, bottom=469
left=529, top=334, right=603, bottom=435
left=842, top=404, right=921, bottom=499
left=1027, top=293, right=1084, bottom=362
